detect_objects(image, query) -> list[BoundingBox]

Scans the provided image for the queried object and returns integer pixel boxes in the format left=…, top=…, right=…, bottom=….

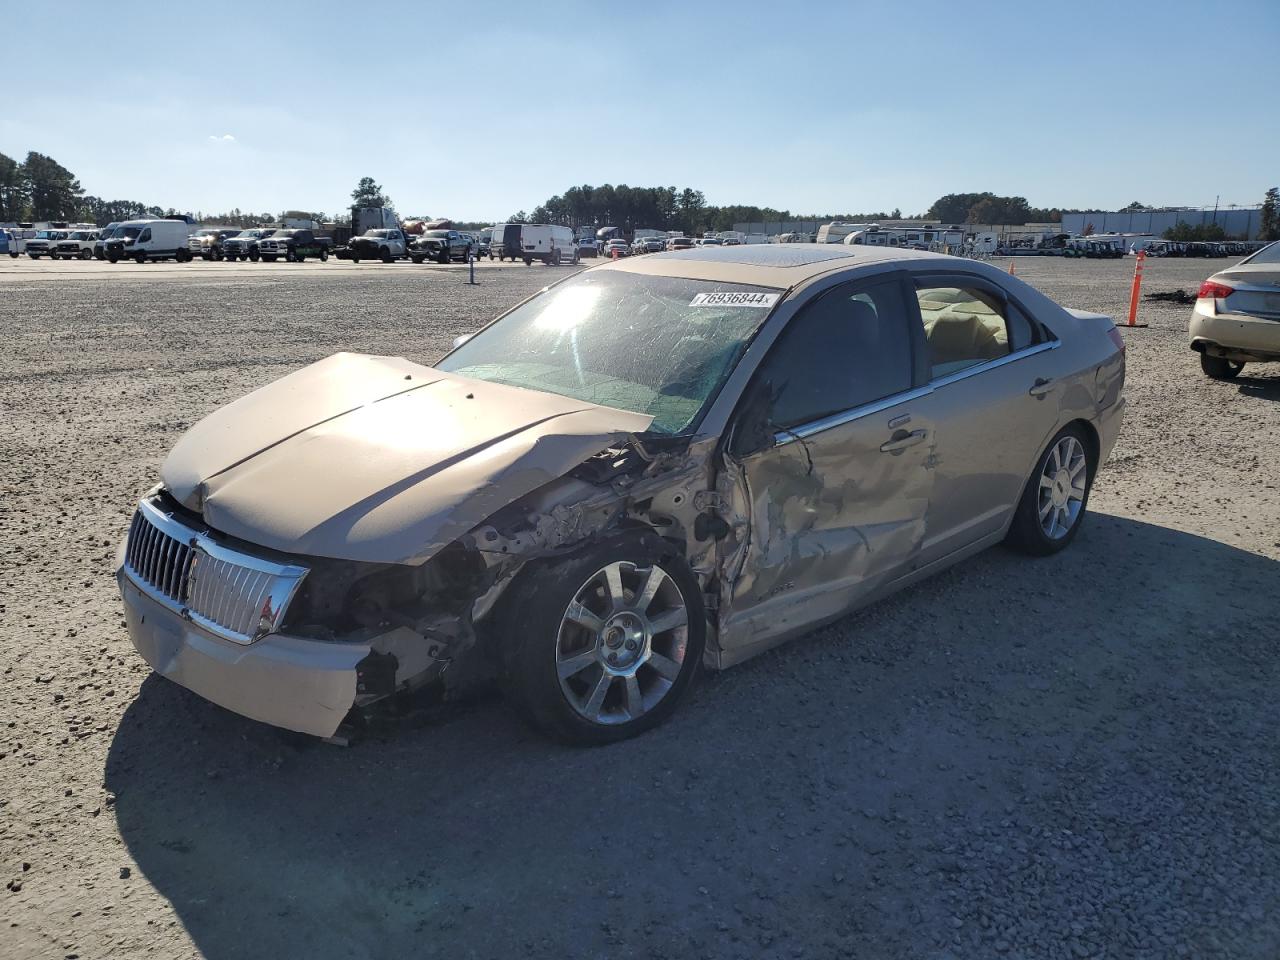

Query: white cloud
left=207, top=134, right=236, bottom=142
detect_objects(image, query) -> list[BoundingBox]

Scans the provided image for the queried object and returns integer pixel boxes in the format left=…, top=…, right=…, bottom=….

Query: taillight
left=1197, top=280, right=1234, bottom=300
left=1106, top=326, right=1125, bottom=353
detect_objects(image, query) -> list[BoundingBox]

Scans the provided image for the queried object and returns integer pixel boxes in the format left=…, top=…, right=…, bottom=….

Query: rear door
left=908, top=273, right=1065, bottom=564
left=722, top=274, right=935, bottom=647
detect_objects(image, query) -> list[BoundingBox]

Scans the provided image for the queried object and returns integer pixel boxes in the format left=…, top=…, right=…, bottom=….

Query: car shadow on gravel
left=103, top=514, right=1280, bottom=960
left=1237, top=374, right=1280, bottom=401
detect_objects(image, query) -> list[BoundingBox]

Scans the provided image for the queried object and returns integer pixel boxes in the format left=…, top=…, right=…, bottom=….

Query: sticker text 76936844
left=689, top=292, right=780, bottom=308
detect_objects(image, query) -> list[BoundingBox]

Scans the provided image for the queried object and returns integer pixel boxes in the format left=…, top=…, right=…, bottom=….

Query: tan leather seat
left=927, top=312, right=1005, bottom=368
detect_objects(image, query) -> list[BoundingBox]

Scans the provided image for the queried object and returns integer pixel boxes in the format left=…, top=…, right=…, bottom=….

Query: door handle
left=880, top=429, right=927, bottom=453
left=1028, top=377, right=1054, bottom=397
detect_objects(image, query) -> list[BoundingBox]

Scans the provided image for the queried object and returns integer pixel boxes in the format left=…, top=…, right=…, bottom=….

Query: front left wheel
left=501, top=532, right=705, bottom=745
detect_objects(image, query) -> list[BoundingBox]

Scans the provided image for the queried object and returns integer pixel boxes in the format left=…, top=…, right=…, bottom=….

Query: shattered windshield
left=439, top=272, right=782, bottom=435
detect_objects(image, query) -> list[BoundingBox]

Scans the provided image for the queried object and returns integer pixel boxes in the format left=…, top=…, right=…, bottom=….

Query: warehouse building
left=1062, top=207, right=1264, bottom=240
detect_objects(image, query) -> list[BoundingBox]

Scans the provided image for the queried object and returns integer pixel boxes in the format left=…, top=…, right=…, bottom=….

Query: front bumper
left=118, top=568, right=367, bottom=737
left=1189, top=303, right=1280, bottom=361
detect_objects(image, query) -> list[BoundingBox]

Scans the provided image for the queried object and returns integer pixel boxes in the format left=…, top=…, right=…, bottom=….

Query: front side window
left=752, top=278, right=914, bottom=432
left=439, top=272, right=782, bottom=435
left=915, top=283, right=1032, bottom=379
left=138, top=228, right=151, bottom=243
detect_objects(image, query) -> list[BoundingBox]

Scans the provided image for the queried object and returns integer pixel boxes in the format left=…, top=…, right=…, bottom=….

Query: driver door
left=721, top=274, right=935, bottom=654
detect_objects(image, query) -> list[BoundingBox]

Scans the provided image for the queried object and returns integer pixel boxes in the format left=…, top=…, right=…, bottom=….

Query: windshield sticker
left=689, top=292, right=780, bottom=308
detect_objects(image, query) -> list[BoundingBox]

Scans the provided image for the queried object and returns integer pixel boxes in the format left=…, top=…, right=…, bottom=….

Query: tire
left=295, top=253, right=305, bottom=263
left=380, top=246, right=393, bottom=264
left=108, top=252, right=119, bottom=263
left=352, top=257, right=360, bottom=263
left=214, top=250, right=223, bottom=261
left=524, top=258, right=532, bottom=266
left=29, top=254, right=40, bottom=260
left=285, top=249, right=297, bottom=262
left=411, top=256, right=423, bottom=264
left=1200, top=353, right=1244, bottom=380
left=262, top=255, right=277, bottom=263
left=500, top=531, right=705, bottom=745
left=8, top=252, right=17, bottom=259
left=81, top=249, right=92, bottom=260
left=249, top=251, right=260, bottom=262
left=1005, top=424, right=1095, bottom=556
left=319, top=248, right=328, bottom=262
left=135, top=252, right=146, bottom=264
left=203, top=253, right=213, bottom=261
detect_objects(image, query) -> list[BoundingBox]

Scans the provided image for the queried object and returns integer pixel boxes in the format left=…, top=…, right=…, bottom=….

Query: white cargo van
left=103, top=219, right=197, bottom=263
left=519, top=223, right=577, bottom=265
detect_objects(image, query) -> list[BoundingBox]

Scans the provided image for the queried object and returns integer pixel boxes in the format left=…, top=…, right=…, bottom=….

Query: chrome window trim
left=774, top=386, right=933, bottom=446
left=771, top=340, right=1060, bottom=447
left=928, top=338, right=1060, bottom=389
left=122, top=497, right=308, bottom=645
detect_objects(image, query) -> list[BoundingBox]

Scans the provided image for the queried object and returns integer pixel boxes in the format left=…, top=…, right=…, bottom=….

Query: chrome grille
left=122, top=498, right=308, bottom=645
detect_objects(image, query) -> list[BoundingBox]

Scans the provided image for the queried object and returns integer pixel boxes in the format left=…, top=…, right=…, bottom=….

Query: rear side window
left=754, top=278, right=914, bottom=430
left=914, top=284, right=1033, bottom=379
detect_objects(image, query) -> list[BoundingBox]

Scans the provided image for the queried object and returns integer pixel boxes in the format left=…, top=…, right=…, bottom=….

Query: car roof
left=593, top=242, right=950, bottom=286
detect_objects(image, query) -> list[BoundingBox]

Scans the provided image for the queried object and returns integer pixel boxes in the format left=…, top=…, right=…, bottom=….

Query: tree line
left=5, top=149, right=1277, bottom=243
left=511, top=183, right=903, bottom=235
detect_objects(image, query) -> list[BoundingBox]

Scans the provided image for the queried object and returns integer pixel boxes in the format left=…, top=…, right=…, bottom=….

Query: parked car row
left=599, top=235, right=735, bottom=259
left=1144, top=240, right=1253, bottom=258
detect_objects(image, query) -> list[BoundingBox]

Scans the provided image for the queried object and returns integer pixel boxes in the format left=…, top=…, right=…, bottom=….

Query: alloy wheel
left=1038, top=435, right=1087, bottom=539
left=555, top=561, right=690, bottom=725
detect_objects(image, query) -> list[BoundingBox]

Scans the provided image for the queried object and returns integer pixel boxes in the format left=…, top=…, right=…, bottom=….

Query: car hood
left=161, top=352, right=653, bottom=565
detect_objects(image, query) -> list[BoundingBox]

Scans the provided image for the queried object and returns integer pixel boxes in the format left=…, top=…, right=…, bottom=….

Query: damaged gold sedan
left=116, top=245, right=1126, bottom=743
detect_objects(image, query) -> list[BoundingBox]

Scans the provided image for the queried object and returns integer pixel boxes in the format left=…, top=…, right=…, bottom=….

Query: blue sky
left=4, top=1, right=1278, bottom=220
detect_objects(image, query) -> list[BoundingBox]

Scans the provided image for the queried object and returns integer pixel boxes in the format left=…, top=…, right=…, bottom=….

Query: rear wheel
left=319, top=248, right=328, bottom=262
left=502, top=532, right=704, bottom=745
left=1200, top=353, right=1244, bottom=380
left=1006, top=425, right=1094, bottom=556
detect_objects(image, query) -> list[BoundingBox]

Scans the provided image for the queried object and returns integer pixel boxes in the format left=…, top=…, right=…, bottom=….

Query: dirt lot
left=1, top=253, right=1277, bottom=960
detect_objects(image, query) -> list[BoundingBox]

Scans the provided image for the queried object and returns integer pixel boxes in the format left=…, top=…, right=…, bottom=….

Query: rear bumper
left=118, top=569, right=366, bottom=737
left=1189, top=304, right=1280, bottom=361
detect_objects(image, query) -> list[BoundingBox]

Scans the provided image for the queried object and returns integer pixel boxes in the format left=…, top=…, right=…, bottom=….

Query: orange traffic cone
left=1008, top=259, right=1016, bottom=275
left=612, top=247, right=619, bottom=260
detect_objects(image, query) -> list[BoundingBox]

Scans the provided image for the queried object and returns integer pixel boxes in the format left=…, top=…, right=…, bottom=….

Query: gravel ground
left=1, top=254, right=1277, bottom=960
